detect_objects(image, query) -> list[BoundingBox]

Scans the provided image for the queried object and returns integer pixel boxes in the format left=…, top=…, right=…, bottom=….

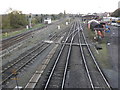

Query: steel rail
left=77, top=22, right=95, bottom=90
left=79, top=22, right=111, bottom=90
left=2, top=32, right=57, bottom=73
left=2, top=27, right=68, bottom=73
left=61, top=29, right=78, bottom=89
left=2, top=43, right=45, bottom=73
left=43, top=22, right=76, bottom=90
left=80, top=24, right=111, bottom=90
left=1, top=30, right=65, bottom=85
left=1, top=32, right=31, bottom=50
left=2, top=44, right=50, bottom=85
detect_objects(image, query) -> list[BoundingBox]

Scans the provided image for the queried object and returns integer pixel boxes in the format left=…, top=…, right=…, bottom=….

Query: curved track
left=77, top=21, right=111, bottom=90
left=1, top=28, right=67, bottom=87
left=1, top=25, right=47, bottom=51
left=34, top=20, right=112, bottom=90
left=41, top=22, right=77, bottom=89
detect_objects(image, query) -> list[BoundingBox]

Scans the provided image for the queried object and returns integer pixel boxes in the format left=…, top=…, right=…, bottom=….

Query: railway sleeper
left=55, top=67, right=65, bottom=69
left=51, top=76, right=63, bottom=80
left=55, top=68, right=65, bottom=71
left=53, top=73, right=63, bottom=77
left=53, top=70, right=64, bottom=74
left=50, top=80, right=62, bottom=84
left=49, top=84, right=59, bottom=88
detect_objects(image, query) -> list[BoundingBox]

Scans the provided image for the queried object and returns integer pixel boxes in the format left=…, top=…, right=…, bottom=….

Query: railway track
left=1, top=25, right=47, bottom=51
left=39, top=22, right=77, bottom=89
left=1, top=30, right=32, bottom=51
left=2, top=20, right=112, bottom=89
left=77, top=21, right=111, bottom=90
left=34, top=20, right=112, bottom=89
left=1, top=27, right=69, bottom=87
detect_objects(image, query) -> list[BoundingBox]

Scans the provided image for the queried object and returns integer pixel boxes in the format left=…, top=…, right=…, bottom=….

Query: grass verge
left=1, top=23, right=45, bottom=39
left=84, top=23, right=112, bottom=69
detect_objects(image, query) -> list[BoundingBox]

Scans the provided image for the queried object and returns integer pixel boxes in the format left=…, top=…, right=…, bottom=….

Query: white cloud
left=1, top=0, right=119, bottom=14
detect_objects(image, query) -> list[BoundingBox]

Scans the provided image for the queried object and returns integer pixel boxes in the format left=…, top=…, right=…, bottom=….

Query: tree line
left=2, top=10, right=28, bottom=30
left=2, top=9, right=66, bottom=32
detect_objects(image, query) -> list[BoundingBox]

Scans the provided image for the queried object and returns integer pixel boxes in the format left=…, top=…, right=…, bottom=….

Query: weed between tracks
left=94, top=44, right=112, bottom=69
left=84, top=23, right=112, bottom=69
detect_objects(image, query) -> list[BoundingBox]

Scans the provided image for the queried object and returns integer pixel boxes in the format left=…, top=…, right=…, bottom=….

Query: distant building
left=82, top=15, right=99, bottom=21
left=97, top=12, right=112, bottom=17
left=44, top=16, right=51, bottom=24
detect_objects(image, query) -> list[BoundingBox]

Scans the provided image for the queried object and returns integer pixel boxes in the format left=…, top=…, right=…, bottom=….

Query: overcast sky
left=1, top=0, right=120, bottom=14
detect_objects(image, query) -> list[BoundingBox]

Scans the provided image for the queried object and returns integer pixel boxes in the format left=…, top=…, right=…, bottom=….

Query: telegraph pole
left=29, top=13, right=32, bottom=28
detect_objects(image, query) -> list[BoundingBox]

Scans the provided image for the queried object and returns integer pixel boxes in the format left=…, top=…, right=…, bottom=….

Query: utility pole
left=64, top=10, right=66, bottom=17
left=29, top=13, right=32, bottom=28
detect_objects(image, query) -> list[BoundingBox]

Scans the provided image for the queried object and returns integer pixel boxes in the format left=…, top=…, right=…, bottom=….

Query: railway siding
left=25, top=36, right=64, bottom=88
left=2, top=18, right=70, bottom=67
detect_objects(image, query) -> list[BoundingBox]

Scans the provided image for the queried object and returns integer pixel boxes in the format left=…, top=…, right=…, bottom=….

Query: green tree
left=9, top=10, right=28, bottom=28
left=51, top=14, right=57, bottom=20
left=33, top=14, right=42, bottom=24
left=2, top=10, right=28, bottom=29
left=2, top=15, right=11, bottom=29
left=58, top=12, right=64, bottom=19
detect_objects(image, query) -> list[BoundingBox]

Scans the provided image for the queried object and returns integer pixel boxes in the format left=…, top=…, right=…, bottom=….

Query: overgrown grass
left=94, top=44, right=111, bottom=68
left=2, top=28, right=27, bottom=39
left=87, top=29, right=95, bottom=40
left=85, top=24, right=111, bottom=69
left=32, top=23, right=45, bottom=29
left=1, top=23, right=45, bottom=39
